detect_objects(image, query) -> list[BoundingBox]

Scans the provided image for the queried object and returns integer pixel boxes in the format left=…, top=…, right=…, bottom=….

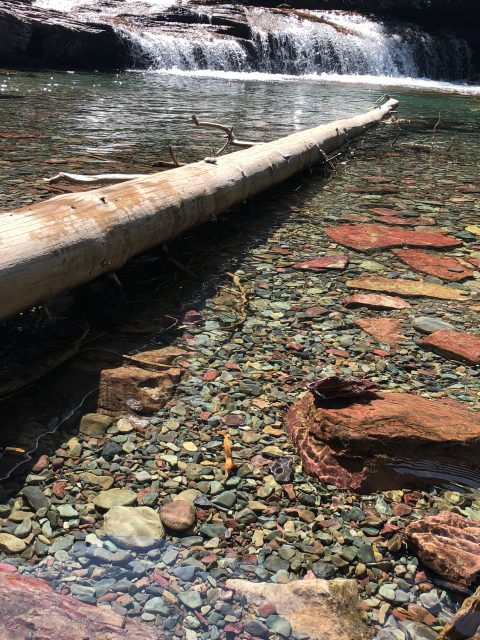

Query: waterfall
left=118, top=27, right=251, bottom=72
left=120, top=9, right=472, bottom=81
left=32, top=0, right=473, bottom=81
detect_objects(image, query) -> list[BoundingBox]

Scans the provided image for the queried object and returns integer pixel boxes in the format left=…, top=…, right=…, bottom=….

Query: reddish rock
left=354, top=318, right=405, bottom=346
left=304, top=306, right=330, bottom=318
left=405, top=512, right=480, bottom=591
left=391, top=503, right=412, bottom=517
left=159, top=500, right=196, bottom=532
left=344, top=293, right=411, bottom=310
left=325, top=224, right=461, bottom=252
left=346, top=276, right=469, bottom=301
left=0, top=570, right=158, bottom=639
left=203, top=370, right=219, bottom=381
left=393, top=249, right=474, bottom=281
left=420, top=330, right=480, bottom=365
left=271, top=246, right=291, bottom=255
left=292, top=255, right=349, bottom=271
left=286, top=392, right=479, bottom=491
left=32, top=455, right=49, bottom=473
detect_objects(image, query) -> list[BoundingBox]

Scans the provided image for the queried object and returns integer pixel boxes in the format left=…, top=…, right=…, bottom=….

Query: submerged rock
left=160, top=500, right=196, bottom=532
left=227, top=578, right=369, bottom=640
left=354, top=318, right=405, bottom=346
left=102, top=506, right=165, bottom=550
left=344, top=292, right=411, bottom=309
left=0, top=569, right=158, bottom=639
left=286, top=391, right=480, bottom=491
left=405, top=512, right=480, bottom=591
left=420, top=330, right=480, bottom=365
left=393, top=249, right=474, bottom=281
left=347, top=276, right=469, bottom=300
left=326, top=224, right=461, bottom=252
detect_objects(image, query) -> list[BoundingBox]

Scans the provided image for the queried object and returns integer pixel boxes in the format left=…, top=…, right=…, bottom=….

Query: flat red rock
left=405, top=512, right=480, bottom=591
left=354, top=318, right=405, bottom=346
left=346, top=276, right=469, bottom=300
left=393, top=249, right=474, bottom=281
left=0, top=570, right=158, bottom=639
left=344, top=293, right=411, bottom=310
left=292, top=256, right=348, bottom=271
left=420, top=330, right=480, bottom=365
left=286, top=391, right=480, bottom=492
left=325, top=224, right=461, bottom=252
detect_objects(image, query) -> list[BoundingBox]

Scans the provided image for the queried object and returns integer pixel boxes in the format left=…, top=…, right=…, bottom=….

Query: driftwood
left=0, top=98, right=398, bottom=322
left=191, top=114, right=261, bottom=149
left=45, top=172, right=148, bottom=185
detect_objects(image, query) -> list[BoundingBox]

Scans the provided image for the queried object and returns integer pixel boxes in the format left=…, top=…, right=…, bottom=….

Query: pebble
left=160, top=500, right=196, bottom=531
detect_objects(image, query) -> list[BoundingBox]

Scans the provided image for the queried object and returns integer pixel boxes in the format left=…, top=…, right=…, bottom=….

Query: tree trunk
left=0, top=98, right=398, bottom=321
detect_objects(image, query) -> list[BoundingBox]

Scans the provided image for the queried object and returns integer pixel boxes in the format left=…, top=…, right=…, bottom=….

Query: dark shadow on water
left=0, top=165, right=328, bottom=498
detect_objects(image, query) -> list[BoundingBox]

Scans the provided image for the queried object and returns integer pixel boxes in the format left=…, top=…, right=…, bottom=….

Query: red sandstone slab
left=292, top=255, right=348, bottom=272
left=393, top=249, right=474, bottom=281
left=346, top=276, right=469, bottom=300
left=405, top=512, right=480, bottom=591
left=354, top=318, right=405, bottom=346
left=344, top=293, right=411, bottom=310
left=325, top=224, right=461, bottom=252
left=420, top=330, right=480, bottom=365
left=286, top=391, right=479, bottom=492
left=0, top=570, right=158, bottom=640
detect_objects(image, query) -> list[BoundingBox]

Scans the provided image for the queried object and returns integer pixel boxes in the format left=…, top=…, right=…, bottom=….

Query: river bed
left=0, top=70, right=479, bottom=638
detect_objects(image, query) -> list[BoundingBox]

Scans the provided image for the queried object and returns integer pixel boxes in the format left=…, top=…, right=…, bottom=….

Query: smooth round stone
left=117, top=418, right=133, bottom=433
left=212, top=491, right=236, bottom=509
left=134, top=471, right=151, bottom=483
left=14, top=518, right=32, bottom=538
left=244, top=620, right=269, bottom=638
left=174, top=489, right=202, bottom=506
left=93, top=489, right=137, bottom=511
left=160, top=500, right=196, bottom=532
left=266, top=615, right=292, bottom=638
left=57, top=504, right=79, bottom=518
left=143, top=596, right=170, bottom=615
left=412, top=317, right=455, bottom=334
left=182, top=441, right=198, bottom=452
left=0, top=533, right=26, bottom=554
left=178, top=590, right=202, bottom=610
left=102, top=506, right=164, bottom=550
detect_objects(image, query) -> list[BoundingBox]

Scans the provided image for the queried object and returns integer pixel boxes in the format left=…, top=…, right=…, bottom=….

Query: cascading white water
left=120, top=8, right=472, bottom=81
left=32, top=0, right=473, bottom=82
left=118, top=27, right=250, bottom=72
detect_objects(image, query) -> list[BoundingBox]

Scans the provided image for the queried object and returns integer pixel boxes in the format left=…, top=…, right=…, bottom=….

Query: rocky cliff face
left=0, top=0, right=133, bottom=70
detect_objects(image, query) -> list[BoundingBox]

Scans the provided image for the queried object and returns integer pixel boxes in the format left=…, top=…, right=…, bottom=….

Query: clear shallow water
left=0, top=69, right=479, bottom=489
left=1, top=68, right=480, bottom=211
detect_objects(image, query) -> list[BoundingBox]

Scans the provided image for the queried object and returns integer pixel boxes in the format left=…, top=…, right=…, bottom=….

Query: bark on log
left=0, top=98, right=398, bottom=321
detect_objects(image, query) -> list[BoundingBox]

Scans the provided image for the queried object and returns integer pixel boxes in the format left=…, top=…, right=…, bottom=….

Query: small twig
left=162, top=245, right=198, bottom=279
left=191, top=114, right=261, bottom=148
left=223, top=271, right=248, bottom=330
left=168, top=145, right=180, bottom=167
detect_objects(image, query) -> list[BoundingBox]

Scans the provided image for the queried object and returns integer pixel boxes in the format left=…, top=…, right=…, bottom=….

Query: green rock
left=79, top=413, right=113, bottom=438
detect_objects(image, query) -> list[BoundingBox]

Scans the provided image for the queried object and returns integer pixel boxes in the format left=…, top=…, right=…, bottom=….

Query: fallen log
left=0, top=98, right=398, bottom=322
